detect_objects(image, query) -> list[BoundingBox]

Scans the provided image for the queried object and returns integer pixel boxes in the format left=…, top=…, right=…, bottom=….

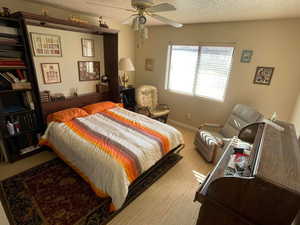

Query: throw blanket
left=41, top=107, right=184, bottom=209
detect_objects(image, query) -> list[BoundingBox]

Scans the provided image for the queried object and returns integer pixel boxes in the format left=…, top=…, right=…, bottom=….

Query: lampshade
left=119, top=57, right=135, bottom=72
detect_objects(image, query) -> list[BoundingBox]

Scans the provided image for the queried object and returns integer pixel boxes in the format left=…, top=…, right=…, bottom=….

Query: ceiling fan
left=86, top=0, right=183, bottom=39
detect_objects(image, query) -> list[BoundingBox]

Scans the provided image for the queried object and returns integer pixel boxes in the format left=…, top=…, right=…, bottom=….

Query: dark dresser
left=194, top=121, right=300, bottom=225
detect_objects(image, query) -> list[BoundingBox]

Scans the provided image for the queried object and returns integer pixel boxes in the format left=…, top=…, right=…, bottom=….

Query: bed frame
left=26, top=11, right=185, bottom=212
left=41, top=92, right=108, bottom=124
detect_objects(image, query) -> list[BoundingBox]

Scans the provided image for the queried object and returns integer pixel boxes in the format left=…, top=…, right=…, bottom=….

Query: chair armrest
left=158, top=104, right=170, bottom=110
left=135, top=106, right=151, bottom=116
left=199, top=123, right=223, bottom=129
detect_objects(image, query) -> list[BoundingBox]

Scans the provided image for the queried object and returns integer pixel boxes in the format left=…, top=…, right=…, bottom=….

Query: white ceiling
left=27, top=0, right=300, bottom=25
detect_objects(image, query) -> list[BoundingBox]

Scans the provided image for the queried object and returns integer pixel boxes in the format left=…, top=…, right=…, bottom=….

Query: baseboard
left=168, top=119, right=198, bottom=132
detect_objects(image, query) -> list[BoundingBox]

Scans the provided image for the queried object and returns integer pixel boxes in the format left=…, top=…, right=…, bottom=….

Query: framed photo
left=253, top=66, right=275, bottom=85
left=81, top=38, right=95, bottom=57
left=145, top=58, right=154, bottom=71
left=241, top=50, right=253, bottom=63
left=31, top=33, right=62, bottom=57
left=41, top=63, right=61, bottom=84
left=78, top=61, right=100, bottom=81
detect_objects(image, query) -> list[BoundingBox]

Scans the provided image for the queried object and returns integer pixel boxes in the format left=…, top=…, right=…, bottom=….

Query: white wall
left=28, top=25, right=105, bottom=97
left=135, top=19, right=300, bottom=127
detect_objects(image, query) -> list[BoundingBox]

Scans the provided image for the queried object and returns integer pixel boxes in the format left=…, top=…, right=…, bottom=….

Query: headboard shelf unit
left=10, top=11, right=121, bottom=126
left=0, top=14, right=43, bottom=163
left=12, top=12, right=119, bottom=35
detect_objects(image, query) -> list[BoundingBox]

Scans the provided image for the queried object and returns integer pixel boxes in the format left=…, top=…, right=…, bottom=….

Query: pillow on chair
left=195, top=130, right=224, bottom=162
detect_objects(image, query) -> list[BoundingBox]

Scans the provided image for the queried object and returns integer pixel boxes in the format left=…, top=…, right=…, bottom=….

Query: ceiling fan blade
left=147, top=3, right=176, bottom=13
left=150, top=14, right=183, bottom=28
left=86, top=1, right=136, bottom=12
left=121, top=15, right=137, bottom=25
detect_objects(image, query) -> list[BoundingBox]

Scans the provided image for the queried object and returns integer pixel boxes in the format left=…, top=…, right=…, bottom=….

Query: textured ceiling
left=26, top=0, right=300, bottom=25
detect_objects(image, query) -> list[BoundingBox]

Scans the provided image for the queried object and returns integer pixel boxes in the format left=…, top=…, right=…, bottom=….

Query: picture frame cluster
left=31, top=32, right=100, bottom=84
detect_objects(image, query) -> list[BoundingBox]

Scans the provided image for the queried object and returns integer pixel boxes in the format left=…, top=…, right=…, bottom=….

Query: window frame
left=165, top=44, right=235, bottom=102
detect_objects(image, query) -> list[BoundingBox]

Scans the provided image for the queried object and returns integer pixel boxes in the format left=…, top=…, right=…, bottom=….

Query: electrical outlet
left=186, top=113, right=192, bottom=120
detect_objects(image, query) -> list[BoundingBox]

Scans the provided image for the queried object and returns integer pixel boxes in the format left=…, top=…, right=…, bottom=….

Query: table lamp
left=119, top=57, right=135, bottom=88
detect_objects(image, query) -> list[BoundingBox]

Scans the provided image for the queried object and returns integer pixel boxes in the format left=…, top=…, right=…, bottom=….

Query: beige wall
left=28, top=25, right=105, bottom=97
left=291, top=94, right=300, bottom=136
left=0, top=0, right=136, bottom=84
left=135, top=19, right=300, bottom=127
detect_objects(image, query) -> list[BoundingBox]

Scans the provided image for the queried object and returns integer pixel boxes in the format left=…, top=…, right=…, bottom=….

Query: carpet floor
left=0, top=125, right=213, bottom=225
left=1, top=153, right=182, bottom=225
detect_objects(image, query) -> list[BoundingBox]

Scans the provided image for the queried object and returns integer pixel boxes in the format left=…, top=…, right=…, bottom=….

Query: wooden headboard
left=41, top=92, right=108, bottom=122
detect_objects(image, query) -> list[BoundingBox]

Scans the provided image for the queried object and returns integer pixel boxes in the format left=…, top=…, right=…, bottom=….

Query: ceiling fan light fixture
left=138, top=15, right=147, bottom=24
left=132, top=17, right=139, bottom=31
left=141, top=26, right=149, bottom=39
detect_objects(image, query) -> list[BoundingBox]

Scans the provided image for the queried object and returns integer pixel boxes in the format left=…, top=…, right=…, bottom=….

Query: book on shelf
left=0, top=37, right=18, bottom=45
left=0, top=105, right=26, bottom=113
left=0, top=59, right=25, bottom=67
left=19, top=145, right=40, bottom=155
left=0, top=50, right=22, bottom=58
left=0, top=26, right=18, bottom=35
left=22, top=91, right=35, bottom=110
left=0, top=71, right=31, bottom=90
left=12, top=82, right=32, bottom=90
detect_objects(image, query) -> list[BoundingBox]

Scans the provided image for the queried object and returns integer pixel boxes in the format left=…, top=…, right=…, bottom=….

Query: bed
left=40, top=104, right=184, bottom=210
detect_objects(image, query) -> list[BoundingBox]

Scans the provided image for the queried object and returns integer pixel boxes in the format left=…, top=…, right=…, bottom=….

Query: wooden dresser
left=194, top=121, right=300, bottom=225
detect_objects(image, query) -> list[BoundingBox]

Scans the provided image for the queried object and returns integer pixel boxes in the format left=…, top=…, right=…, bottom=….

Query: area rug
left=0, top=153, right=182, bottom=225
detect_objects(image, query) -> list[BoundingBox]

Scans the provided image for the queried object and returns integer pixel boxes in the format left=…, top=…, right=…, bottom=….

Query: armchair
left=194, top=104, right=263, bottom=163
left=135, top=85, right=170, bottom=123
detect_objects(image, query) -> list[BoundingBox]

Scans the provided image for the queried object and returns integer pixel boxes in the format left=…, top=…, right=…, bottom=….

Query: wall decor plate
left=253, top=66, right=274, bottom=85
left=241, top=50, right=253, bottom=63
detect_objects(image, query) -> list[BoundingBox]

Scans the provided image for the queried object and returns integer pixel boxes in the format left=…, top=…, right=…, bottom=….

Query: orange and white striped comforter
left=41, top=107, right=184, bottom=209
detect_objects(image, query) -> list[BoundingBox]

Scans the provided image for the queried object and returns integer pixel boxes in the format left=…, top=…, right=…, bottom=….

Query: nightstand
left=120, top=87, right=136, bottom=111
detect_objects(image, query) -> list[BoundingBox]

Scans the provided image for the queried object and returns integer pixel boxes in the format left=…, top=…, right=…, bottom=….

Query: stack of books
left=0, top=37, right=18, bottom=45
left=0, top=70, right=31, bottom=90
left=0, top=58, right=25, bottom=68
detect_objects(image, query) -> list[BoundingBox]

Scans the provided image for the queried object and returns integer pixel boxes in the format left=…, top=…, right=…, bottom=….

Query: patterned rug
left=0, top=153, right=182, bottom=225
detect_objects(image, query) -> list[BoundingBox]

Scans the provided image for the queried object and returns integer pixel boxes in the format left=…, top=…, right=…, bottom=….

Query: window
left=166, top=45, right=234, bottom=101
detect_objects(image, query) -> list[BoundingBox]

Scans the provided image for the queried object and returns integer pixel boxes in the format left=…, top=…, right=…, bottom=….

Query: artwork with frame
left=31, top=33, right=62, bottom=57
left=241, top=50, right=253, bottom=63
left=78, top=61, right=100, bottom=81
left=41, top=63, right=61, bottom=84
left=81, top=38, right=95, bottom=57
left=253, top=66, right=274, bottom=85
left=145, top=58, right=154, bottom=71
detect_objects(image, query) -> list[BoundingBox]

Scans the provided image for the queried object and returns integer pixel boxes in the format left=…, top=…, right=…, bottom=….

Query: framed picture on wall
left=78, top=61, right=100, bottom=81
left=81, top=38, right=95, bottom=57
left=253, top=66, right=275, bottom=85
left=31, top=33, right=62, bottom=57
left=41, top=63, right=61, bottom=84
left=145, top=58, right=154, bottom=71
left=240, top=50, right=253, bottom=63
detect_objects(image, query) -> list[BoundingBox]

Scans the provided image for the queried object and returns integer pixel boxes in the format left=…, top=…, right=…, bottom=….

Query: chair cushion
left=195, top=130, right=223, bottom=147
left=150, top=108, right=170, bottom=118
left=135, top=85, right=158, bottom=110
left=220, top=104, right=263, bottom=138
left=194, top=129, right=223, bottom=162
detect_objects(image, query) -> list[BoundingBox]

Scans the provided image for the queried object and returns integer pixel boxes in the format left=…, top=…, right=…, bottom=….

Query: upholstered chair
left=135, top=85, right=170, bottom=123
left=194, top=104, right=263, bottom=163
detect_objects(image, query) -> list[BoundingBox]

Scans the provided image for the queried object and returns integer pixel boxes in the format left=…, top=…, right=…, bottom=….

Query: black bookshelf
left=0, top=15, right=43, bottom=163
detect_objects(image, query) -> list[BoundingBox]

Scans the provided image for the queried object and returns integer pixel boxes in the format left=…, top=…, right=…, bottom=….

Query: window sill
left=165, top=89, right=225, bottom=103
